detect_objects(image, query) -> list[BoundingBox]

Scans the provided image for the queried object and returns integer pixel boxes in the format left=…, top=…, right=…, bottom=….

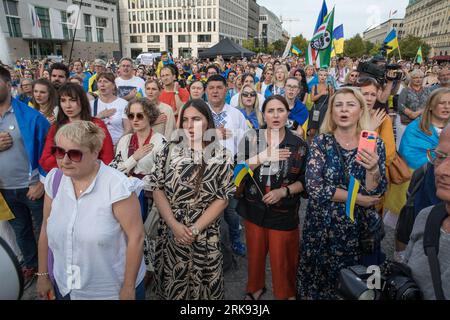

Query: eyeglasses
left=127, top=112, right=145, bottom=121
left=427, top=149, right=450, bottom=165
left=286, top=85, right=300, bottom=90
left=51, top=146, right=83, bottom=162
left=241, top=92, right=257, bottom=98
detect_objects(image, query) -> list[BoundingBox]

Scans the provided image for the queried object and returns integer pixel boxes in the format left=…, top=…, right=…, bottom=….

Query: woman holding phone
left=296, top=88, right=388, bottom=300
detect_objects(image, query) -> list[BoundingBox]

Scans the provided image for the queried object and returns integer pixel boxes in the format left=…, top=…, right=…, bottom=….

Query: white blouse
left=44, top=162, right=146, bottom=300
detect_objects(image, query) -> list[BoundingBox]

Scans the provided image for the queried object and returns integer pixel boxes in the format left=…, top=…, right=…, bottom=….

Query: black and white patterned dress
left=144, top=142, right=235, bottom=300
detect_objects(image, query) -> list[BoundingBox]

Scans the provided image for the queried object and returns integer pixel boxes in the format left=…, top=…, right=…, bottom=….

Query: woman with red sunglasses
left=39, top=83, right=114, bottom=173
left=37, top=120, right=146, bottom=300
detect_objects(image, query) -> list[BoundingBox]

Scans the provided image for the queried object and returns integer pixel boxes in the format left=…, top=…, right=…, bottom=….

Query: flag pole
left=248, top=175, right=265, bottom=198
left=397, top=43, right=402, bottom=60
left=68, top=0, right=83, bottom=64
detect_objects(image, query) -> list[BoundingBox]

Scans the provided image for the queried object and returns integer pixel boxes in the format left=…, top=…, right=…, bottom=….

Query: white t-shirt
left=208, top=103, right=248, bottom=156
left=230, top=92, right=265, bottom=111
left=44, top=163, right=146, bottom=300
left=115, top=76, right=146, bottom=99
left=91, top=97, right=128, bottom=145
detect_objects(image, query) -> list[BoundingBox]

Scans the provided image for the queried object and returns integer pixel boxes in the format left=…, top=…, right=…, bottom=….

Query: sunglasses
left=242, top=92, right=257, bottom=98
left=127, top=112, right=145, bottom=121
left=51, top=146, right=83, bottom=162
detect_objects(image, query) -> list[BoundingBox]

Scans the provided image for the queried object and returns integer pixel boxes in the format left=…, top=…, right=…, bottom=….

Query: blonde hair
left=320, top=87, right=371, bottom=135
left=274, top=65, right=288, bottom=83
left=420, top=88, right=450, bottom=136
left=238, top=84, right=264, bottom=127
left=55, top=120, right=105, bottom=153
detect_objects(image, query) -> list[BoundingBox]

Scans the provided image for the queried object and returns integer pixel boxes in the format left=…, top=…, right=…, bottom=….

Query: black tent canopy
left=198, top=37, right=255, bottom=59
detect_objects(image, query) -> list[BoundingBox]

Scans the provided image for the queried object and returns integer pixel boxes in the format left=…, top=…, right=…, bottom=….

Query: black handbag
left=360, top=209, right=385, bottom=255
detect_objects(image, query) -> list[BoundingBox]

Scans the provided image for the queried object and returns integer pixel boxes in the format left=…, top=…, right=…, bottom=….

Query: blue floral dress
left=297, top=134, right=388, bottom=300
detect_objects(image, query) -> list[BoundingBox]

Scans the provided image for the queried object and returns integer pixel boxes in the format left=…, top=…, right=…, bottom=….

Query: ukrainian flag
left=383, top=29, right=399, bottom=55
left=233, top=162, right=254, bottom=187
left=291, top=45, right=302, bottom=56
left=333, top=24, right=344, bottom=55
left=416, top=46, right=423, bottom=64
left=345, top=175, right=360, bottom=222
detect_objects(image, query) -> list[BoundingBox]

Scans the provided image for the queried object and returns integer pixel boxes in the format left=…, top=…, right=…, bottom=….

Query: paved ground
left=22, top=199, right=395, bottom=300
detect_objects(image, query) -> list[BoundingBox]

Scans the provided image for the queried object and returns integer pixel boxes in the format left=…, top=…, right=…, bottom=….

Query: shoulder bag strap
left=331, top=135, right=350, bottom=185
left=93, top=98, right=99, bottom=117
left=423, top=202, right=448, bottom=300
left=52, top=169, right=64, bottom=199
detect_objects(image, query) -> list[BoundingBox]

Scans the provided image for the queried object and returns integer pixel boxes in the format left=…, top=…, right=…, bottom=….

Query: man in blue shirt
left=0, top=66, right=50, bottom=286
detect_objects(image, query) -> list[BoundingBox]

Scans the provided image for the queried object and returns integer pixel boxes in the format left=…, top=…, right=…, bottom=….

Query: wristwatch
left=190, top=226, right=200, bottom=237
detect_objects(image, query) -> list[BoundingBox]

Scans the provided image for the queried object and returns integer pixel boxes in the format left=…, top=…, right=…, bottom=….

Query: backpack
left=423, top=203, right=448, bottom=300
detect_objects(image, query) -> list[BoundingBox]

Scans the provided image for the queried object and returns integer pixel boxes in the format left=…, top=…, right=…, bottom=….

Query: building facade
left=363, top=18, right=404, bottom=45
left=258, top=6, right=282, bottom=48
left=119, top=0, right=249, bottom=59
left=247, top=0, right=259, bottom=40
left=403, top=0, right=450, bottom=57
left=0, top=0, right=120, bottom=62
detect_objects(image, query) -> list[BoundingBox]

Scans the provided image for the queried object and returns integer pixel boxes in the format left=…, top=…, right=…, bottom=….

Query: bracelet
left=285, top=186, right=291, bottom=197
left=35, top=272, right=49, bottom=277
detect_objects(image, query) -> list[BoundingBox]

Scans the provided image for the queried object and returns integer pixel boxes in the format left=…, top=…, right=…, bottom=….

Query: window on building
left=147, top=35, right=160, bottom=42
left=197, top=21, right=202, bottom=32
left=60, top=11, right=74, bottom=40
left=198, top=34, right=211, bottom=42
left=150, top=23, right=155, bottom=32
left=84, top=13, right=91, bottom=26
left=96, top=17, right=107, bottom=42
left=178, top=35, right=191, bottom=42
left=84, top=27, right=92, bottom=42
left=97, top=28, right=104, bottom=42
left=130, top=35, right=142, bottom=43
left=3, top=0, right=21, bottom=37
left=35, top=7, right=52, bottom=39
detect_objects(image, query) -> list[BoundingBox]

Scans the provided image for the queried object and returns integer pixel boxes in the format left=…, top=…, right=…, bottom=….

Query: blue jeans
left=54, top=280, right=146, bottom=300
left=224, top=198, right=241, bottom=243
left=1, top=188, right=44, bottom=268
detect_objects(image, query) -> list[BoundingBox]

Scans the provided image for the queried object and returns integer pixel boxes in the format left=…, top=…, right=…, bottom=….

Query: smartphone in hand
left=356, top=130, right=378, bottom=161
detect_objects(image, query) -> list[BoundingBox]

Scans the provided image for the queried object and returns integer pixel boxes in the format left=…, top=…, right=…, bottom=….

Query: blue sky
left=258, top=0, right=410, bottom=39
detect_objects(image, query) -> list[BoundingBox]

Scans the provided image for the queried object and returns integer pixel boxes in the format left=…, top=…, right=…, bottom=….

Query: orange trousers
left=244, top=219, right=299, bottom=299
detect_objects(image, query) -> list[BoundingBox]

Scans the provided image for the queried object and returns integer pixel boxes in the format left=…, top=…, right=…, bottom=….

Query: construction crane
left=279, top=16, right=300, bottom=37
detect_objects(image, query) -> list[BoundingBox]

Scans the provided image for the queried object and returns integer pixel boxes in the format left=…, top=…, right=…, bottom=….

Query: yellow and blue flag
left=345, top=175, right=360, bottom=222
left=416, top=46, right=423, bottom=64
left=233, top=162, right=254, bottom=187
left=333, top=24, right=344, bottom=56
left=383, top=29, right=399, bottom=55
left=291, top=45, right=302, bottom=56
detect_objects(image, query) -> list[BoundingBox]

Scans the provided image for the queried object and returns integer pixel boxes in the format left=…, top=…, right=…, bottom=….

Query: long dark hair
left=56, top=82, right=92, bottom=131
left=177, top=99, right=216, bottom=196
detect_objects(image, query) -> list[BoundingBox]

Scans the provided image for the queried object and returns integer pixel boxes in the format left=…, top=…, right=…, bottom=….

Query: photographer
left=402, top=125, right=450, bottom=299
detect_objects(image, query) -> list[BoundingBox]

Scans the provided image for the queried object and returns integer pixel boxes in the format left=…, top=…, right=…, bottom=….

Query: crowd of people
left=0, top=50, right=449, bottom=300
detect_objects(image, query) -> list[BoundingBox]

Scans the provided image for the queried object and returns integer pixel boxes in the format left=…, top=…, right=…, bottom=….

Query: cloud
left=258, top=0, right=409, bottom=39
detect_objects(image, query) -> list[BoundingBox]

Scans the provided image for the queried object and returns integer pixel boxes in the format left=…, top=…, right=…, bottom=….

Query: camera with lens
left=357, top=43, right=403, bottom=85
left=337, top=261, right=422, bottom=300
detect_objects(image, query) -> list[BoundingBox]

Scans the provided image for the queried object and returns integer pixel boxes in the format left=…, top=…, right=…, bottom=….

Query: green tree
left=397, top=35, right=431, bottom=60
left=272, top=39, right=287, bottom=56
left=292, top=34, right=309, bottom=57
left=343, top=34, right=366, bottom=58
left=364, top=41, right=375, bottom=55
left=242, top=39, right=257, bottom=53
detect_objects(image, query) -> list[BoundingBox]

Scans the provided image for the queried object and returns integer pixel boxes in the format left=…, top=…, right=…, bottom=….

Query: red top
left=39, top=117, right=115, bottom=173
left=159, top=88, right=190, bottom=114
